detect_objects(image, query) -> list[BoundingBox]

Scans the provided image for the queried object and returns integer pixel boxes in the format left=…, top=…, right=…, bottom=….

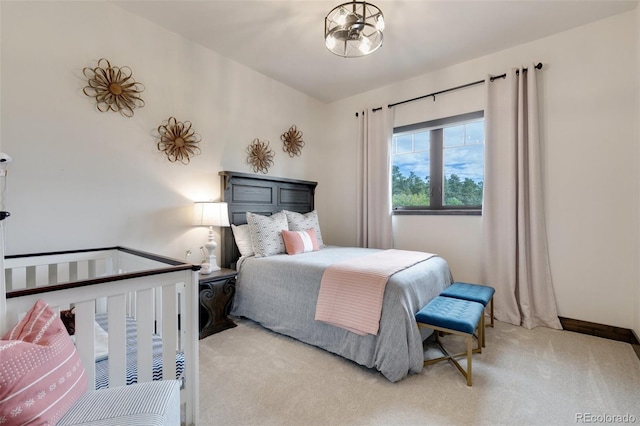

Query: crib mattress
left=94, top=314, right=185, bottom=389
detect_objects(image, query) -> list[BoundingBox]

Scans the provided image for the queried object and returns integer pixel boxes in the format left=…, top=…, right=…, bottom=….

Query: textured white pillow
left=231, top=224, right=255, bottom=257
left=284, top=210, right=324, bottom=247
left=246, top=211, right=288, bottom=257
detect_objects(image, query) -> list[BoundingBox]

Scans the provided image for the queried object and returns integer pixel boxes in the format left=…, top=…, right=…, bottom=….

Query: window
left=392, top=111, right=484, bottom=214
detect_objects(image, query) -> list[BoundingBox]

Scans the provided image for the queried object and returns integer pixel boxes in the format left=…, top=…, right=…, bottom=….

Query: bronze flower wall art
left=83, top=58, right=145, bottom=117
left=157, top=117, right=202, bottom=165
left=281, top=125, right=305, bottom=157
left=246, top=138, right=274, bottom=174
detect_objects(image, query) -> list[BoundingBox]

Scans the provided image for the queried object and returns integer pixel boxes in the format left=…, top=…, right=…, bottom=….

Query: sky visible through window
left=393, top=120, right=484, bottom=183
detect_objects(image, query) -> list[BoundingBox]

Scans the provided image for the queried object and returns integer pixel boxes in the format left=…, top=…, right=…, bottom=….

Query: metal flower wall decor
left=246, top=138, right=274, bottom=174
left=83, top=58, right=145, bottom=117
left=280, top=125, right=305, bottom=157
left=157, top=117, right=202, bottom=165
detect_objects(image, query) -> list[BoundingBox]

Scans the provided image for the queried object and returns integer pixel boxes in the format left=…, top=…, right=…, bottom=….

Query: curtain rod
left=355, top=62, right=543, bottom=117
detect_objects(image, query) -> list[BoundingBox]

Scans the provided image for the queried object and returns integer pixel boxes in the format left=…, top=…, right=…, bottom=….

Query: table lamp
left=193, top=201, right=230, bottom=273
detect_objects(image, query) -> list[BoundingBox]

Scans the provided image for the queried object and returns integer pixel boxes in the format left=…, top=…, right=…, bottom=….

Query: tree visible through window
left=392, top=111, right=484, bottom=213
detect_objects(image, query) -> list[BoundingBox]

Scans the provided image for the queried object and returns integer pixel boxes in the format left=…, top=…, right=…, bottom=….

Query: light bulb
left=335, top=7, right=348, bottom=25
left=326, top=34, right=336, bottom=49
left=358, top=36, right=372, bottom=54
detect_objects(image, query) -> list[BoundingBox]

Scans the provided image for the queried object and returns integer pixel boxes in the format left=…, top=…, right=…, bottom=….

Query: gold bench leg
left=487, top=297, right=494, bottom=328
left=466, top=334, right=472, bottom=386
left=419, top=323, right=480, bottom=387
left=480, top=297, right=494, bottom=348
left=472, top=314, right=484, bottom=353
left=481, top=311, right=486, bottom=348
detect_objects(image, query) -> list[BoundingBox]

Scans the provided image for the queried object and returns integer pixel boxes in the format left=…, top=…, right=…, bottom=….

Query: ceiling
left=112, top=0, right=638, bottom=103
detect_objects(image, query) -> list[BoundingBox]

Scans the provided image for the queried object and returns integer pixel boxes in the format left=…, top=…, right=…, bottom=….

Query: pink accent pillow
left=282, top=228, right=320, bottom=255
left=0, top=299, right=88, bottom=425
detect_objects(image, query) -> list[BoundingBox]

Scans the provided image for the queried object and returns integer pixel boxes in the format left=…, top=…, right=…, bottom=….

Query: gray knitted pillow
left=246, top=211, right=288, bottom=257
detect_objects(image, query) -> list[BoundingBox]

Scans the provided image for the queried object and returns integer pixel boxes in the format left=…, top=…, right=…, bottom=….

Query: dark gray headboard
left=219, top=171, right=318, bottom=269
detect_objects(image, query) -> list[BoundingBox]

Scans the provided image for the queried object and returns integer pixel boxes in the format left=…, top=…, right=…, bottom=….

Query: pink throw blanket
left=314, top=249, right=436, bottom=336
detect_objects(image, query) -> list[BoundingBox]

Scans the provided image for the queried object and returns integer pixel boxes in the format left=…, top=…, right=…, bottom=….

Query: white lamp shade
left=193, top=202, right=230, bottom=227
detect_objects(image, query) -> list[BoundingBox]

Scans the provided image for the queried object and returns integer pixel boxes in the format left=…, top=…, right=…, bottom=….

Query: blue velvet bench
left=440, top=282, right=495, bottom=347
left=416, top=296, right=484, bottom=386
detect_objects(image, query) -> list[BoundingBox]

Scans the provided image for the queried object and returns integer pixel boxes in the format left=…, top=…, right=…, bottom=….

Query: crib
left=0, top=244, right=200, bottom=425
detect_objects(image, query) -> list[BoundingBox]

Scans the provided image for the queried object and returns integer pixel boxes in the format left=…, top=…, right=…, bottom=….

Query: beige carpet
left=199, top=318, right=640, bottom=426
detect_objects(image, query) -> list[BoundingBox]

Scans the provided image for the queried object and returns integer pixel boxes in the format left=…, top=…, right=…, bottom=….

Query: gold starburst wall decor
left=157, top=117, right=202, bottom=165
left=246, top=139, right=274, bottom=174
left=280, top=125, right=305, bottom=157
left=82, top=58, right=145, bottom=117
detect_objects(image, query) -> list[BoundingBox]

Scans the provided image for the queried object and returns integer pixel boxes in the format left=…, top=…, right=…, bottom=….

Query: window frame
left=392, top=110, right=484, bottom=216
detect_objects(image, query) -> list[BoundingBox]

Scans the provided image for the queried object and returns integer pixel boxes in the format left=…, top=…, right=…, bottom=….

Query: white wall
left=319, top=11, right=640, bottom=329
left=0, top=2, right=324, bottom=262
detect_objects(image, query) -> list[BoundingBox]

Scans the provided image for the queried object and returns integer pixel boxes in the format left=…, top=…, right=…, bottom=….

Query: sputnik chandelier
left=324, top=0, right=385, bottom=58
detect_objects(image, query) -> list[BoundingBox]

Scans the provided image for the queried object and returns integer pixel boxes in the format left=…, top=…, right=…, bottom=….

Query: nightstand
left=198, top=268, right=237, bottom=339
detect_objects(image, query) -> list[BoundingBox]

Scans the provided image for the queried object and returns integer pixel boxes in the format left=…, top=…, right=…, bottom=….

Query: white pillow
left=246, top=211, right=288, bottom=257
left=70, top=321, right=109, bottom=362
left=231, top=224, right=254, bottom=257
left=93, top=321, right=109, bottom=362
left=284, top=210, right=325, bottom=247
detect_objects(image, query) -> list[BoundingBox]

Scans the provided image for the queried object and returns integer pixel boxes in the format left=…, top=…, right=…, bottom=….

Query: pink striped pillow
left=0, top=299, right=87, bottom=425
left=282, top=228, right=320, bottom=255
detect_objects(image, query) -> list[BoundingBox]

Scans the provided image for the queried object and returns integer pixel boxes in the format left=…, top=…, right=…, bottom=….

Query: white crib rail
left=1, top=248, right=200, bottom=426
left=4, top=249, right=115, bottom=291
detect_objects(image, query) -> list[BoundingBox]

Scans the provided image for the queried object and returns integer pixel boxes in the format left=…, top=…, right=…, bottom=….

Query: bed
left=219, top=171, right=453, bottom=382
left=1, top=246, right=200, bottom=425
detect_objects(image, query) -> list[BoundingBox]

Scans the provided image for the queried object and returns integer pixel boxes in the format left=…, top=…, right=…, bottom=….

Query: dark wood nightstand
left=198, top=268, right=237, bottom=339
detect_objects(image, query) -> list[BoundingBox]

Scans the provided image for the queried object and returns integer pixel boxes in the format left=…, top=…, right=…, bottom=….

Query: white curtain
left=356, top=108, right=394, bottom=249
left=482, top=64, right=562, bottom=330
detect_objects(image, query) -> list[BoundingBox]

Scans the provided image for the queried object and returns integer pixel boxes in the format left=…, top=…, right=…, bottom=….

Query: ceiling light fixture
left=324, top=1, right=385, bottom=58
